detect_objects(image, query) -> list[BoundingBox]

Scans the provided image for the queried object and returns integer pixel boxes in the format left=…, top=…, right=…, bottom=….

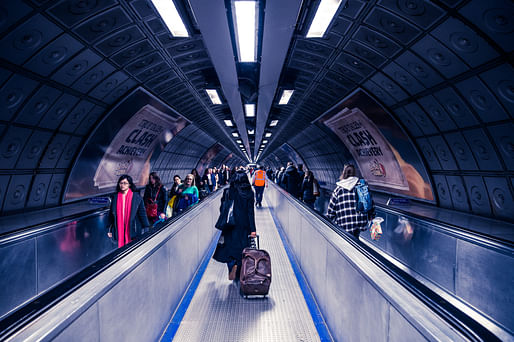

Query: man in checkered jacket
left=327, top=164, right=371, bottom=239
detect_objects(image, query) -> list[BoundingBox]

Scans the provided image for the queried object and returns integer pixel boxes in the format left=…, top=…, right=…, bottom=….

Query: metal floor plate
left=169, top=199, right=321, bottom=342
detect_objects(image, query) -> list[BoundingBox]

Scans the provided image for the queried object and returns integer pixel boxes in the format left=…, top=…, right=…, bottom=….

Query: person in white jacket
left=326, top=164, right=370, bottom=238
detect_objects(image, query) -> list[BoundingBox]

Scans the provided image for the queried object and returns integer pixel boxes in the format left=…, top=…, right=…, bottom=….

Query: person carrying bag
left=215, top=188, right=235, bottom=231
left=145, top=185, right=161, bottom=220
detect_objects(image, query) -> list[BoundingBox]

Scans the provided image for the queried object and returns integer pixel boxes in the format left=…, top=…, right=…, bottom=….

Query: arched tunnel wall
left=0, top=0, right=512, bottom=225
left=152, top=124, right=244, bottom=187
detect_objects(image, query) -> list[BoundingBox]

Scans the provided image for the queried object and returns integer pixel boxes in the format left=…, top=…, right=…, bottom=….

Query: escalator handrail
left=270, top=181, right=501, bottom=342
left=0, top=189, right=224, bottom=341
left=374, top=203, right=514, bottom=252
left=0, top=208, right=110, bottom=246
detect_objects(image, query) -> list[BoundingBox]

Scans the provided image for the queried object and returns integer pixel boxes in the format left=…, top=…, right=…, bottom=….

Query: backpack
left=355, top=179, right=373, bottom=213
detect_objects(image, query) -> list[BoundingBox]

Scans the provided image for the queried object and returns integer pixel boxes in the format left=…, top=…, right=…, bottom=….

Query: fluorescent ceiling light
left=269, top=120, right=278, bottom=127
left=265, top=132, right=272, bottom=137
left=306, top=0, right=343, bottom=38
left=236, top=139, right=242, bottom=143
left=234, top=1, right=257, bottom=62
left=245, top=103, right=255, bottom=117
left=278, top=89, right=294, bottom=105
left=248, top=129, right=254, bottom=135
left=262, top=140, right=268, bottom=144
left=224, top=120, right=234, bottom=127
left=206, top=89, right=222, bottom=104
left=151, top=0, right=189, bottom=37
left=232, top=132, right=239, bottom=137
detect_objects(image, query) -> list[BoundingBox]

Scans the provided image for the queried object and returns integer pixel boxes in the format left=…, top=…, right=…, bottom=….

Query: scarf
left=116, top=189, right=133, bottom=248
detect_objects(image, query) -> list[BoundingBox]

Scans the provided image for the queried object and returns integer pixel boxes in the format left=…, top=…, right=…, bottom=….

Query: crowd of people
left=266, top=162, right=321, bottom=210
left=108, top=165, right=236, bottom=248
left=108, top=162, right=374, bottom=267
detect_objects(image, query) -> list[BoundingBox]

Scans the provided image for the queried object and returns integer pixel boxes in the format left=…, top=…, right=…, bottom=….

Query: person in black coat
left=282, top=162, right=301, bottom=198
left=301, top=170, right=318, bottom=209
left=213, top=170, right=257, bottom=280
left=108, top=175, right=150, bottom=248
left=143, top=172, right=167, bottom=224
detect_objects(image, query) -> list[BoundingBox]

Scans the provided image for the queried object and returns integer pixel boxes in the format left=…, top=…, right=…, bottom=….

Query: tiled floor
left=170, top=199, right=321, bottom=341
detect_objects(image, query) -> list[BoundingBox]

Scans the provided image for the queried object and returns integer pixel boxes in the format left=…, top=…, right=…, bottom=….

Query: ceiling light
left=265, top=132, right=272, bottom=137
left=224, top=120, right=234, bottom=127
left=306, top=0, right=343, bottom=38
left=232, top=132, right=239, bottom=137
left=151, top=0, right=189, bottom=37
left=269, top=120, right=278, bottom=127
left=233, top=1, right=257, bottom=62
left=245, top=103, right=255, bottom=117
left=278, top=89, right=294, bottom=105
left=206, top=89, right=222, bottom=104
left=236, top=139, right=242, bottom=143
left=262, top=140, right=268, bottom=143
left=248, top=129, right=254, bottom=135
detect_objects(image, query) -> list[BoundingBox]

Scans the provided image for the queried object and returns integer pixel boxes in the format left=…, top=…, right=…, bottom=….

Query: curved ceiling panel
left=0, top=0, right=512, bottom=223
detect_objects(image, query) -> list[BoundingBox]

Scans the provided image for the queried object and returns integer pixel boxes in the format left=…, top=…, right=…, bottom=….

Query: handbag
left=312, top=179, right=320, bottom=197
left=146, top=185, right=161, bottom=218
left=215, top=189, right=235, bottom=231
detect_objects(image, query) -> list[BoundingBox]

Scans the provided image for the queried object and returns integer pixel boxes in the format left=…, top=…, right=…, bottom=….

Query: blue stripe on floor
left=268, top=205, right=333, bottom=342
left=160, top=231, right=221, bottom=341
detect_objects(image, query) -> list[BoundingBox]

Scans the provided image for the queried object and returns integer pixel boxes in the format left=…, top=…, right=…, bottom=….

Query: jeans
left=254, top=186, right=264, bottom=205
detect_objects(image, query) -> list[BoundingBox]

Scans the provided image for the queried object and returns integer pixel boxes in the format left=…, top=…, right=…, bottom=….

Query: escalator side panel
left=0, top=239, right=37, bottom=318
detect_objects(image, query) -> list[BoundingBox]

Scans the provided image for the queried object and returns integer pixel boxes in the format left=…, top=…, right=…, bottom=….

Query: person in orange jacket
left=251, top=165, right=268, bottom=208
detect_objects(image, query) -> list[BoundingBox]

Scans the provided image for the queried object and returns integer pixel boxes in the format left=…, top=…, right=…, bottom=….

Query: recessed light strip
left=151, top=0, right=189, bottom=37
left=234, top=1, right=257, bottom=62
left=245, top=103, right=255, bottom=117
left=206, top=89, right=222, bottom=104
left=278, top=89, right=294, bottom=105
left=306, top=0, right=343, bottom=38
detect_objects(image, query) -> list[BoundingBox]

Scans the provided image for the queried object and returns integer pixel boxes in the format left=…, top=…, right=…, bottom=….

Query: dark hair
left=340, top=164, right=356, bottom=180
left=173, top=174, right=181, bottom=180
left=116, top=174, right=137, bottom=193
left=305, top=170, right=314, bottom=181
left=149, top=171, right=161, bottom=187
left=232, top=170, right=250, bottom=186
left=191, top=168, right=198, bottom=176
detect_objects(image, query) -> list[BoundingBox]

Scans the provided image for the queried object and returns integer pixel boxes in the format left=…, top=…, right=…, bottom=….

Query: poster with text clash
left=324, top=107, right=408, bottom=190
left=319, top=89, right=434, bottom=201
left=64, top=88, right=188, bottom=202
left=93, top=105, right=181, bottom=188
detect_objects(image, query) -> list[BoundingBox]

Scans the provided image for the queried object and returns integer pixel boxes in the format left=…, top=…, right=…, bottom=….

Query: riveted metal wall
left=152, top=124, right=246, bottom=187
left=0, top=0, right=241, bottom=217
left=262, top=0, right=514, bottom=222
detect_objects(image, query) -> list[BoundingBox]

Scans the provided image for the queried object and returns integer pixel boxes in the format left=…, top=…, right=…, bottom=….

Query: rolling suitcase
left=240, top=235, right=271, bottom=297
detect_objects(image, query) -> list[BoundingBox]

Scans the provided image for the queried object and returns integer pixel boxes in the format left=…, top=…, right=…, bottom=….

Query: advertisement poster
left=196, top=143, right=225, bottom=176
left=64, top=88, right=189, bottom=202
left=280, top=143, right=306, bottom=168
left=220, top=152, right=235, bottom=168
left=318, top=89, right=434, bottom=201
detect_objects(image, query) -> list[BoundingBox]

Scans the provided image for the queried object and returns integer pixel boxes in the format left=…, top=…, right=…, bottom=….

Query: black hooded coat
left=213, top=171, right=256, bottom=264
left=283, top=165, right=301, bottom=197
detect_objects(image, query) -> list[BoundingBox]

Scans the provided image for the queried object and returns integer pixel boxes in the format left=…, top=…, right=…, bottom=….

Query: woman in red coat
left=108, top=175, right=150, bottom=248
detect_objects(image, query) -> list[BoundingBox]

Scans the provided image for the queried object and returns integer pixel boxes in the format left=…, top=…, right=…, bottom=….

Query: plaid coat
left=327, top=179, right=369, bottom=233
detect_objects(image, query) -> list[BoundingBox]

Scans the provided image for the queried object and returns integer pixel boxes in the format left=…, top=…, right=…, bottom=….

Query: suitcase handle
left=248, top=234, right=259, bottom=249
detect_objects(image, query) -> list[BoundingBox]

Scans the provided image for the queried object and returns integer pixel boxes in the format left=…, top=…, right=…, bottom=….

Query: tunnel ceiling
left=0, top=0, right=512, bottom=162
left=0, top=0, right=513, bottom=215
left=259, top=0, right=513, bottom=161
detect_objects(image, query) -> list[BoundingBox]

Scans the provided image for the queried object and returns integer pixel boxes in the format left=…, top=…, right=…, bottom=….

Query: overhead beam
left=254, top=0, right=303, bottom=159
left=189, top=0, right=250, bottom=158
